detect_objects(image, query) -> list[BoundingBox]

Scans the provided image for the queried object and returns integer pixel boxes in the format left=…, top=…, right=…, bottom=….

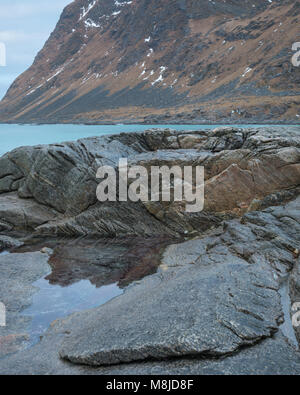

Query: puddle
left=10, top=236, right=178, bottom=348
left=22, top=278, right=123, bottom=346
left=279, top=280, right=299, bottom=350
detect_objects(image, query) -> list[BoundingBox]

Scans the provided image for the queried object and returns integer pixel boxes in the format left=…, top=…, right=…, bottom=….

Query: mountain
left=0, top=0, right=299, bottom=124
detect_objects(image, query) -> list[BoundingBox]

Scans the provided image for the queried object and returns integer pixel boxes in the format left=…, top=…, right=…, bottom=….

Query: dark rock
left=57, top=195, right=300, bottom=367
left=0, top=235, right=23, bottom=252
left=0, top=193, right=60, bottom=232
left=290, top=260, right=300, bottom=346
left=59, top=257, right=281, bottom=366
left=0, top=127, right=300, bottom=374
left=0, top=127, right=299, bottom=236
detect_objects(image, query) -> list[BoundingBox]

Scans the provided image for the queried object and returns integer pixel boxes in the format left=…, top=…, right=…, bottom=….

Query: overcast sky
left=0, top=0, right=71, bottom=99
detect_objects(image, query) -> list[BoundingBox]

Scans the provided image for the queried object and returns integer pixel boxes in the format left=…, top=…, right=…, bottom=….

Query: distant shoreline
left=0, top=120, right=299, bottom=126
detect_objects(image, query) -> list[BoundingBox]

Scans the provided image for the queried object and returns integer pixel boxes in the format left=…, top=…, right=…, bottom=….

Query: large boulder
left=0, top=127, right=299, bottom=236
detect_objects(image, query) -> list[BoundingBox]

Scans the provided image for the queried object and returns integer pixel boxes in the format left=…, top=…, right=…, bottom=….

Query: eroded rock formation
left=0, top=126, right=300, bottom=374
left=0, top=127, right=299, bottom=237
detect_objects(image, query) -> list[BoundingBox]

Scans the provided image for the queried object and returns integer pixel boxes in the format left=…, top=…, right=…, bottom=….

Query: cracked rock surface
left=59, top=259, right=281, bottom=366
left=1, top=195, right=300, bottom=373
left=0, top=127, right=299, bottom=237
left=58, top=197, right=300, bottom=368
left=0, top=126, right=300, bottom=374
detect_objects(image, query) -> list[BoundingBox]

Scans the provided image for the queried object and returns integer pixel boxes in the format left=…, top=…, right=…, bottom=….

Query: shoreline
left=0, top=120, right=299, bottom=126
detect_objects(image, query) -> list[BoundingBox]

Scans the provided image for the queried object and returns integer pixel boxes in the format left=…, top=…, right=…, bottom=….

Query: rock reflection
left=16, top=236, right=177, bottom=289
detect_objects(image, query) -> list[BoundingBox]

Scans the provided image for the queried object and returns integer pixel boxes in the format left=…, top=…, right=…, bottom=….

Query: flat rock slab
left=59, top=258, right=281, bottom=366
left=1, top=329, right=299, bottom=375
left=0, top=252, right=50, bottom=356
left=100, top=332, right=300, bottom=375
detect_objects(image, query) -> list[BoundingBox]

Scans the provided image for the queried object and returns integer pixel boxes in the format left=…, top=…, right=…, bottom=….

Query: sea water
left=0, top=123, right=283, bottom=157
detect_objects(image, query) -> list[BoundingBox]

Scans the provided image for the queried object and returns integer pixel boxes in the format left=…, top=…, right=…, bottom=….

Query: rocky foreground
left=0, top=126, right=300, bottom=374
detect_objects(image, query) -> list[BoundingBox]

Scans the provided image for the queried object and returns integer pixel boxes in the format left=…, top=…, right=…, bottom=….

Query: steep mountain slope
left=0, top=0, right=299, bottom=123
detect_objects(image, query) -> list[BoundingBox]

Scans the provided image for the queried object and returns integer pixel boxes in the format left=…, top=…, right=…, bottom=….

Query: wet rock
left=1, top=196, right=300, bottom=373
left=35, top=236, right=173, bottom=288
left=0, top=252, right=50, bottom=356
left=290, top=261, right=300, bottom=347
left=0, top=334, right=29, bottom=358
left=1, top=321, right=300, bottom=375
left=0, top=235, right=23, bottom=252
left=0, top=252, right=50, bottom=324
left=58, top=250, right=281, bottom=367
left=57, top=196, right=300, bottom=367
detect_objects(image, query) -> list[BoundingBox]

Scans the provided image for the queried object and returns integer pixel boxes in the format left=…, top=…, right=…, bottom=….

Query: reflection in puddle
left=13, top=236, right=178, bottom=347
left=23, top=278, right=123, bottom=346
left=17, top=236, right=176, bottom=288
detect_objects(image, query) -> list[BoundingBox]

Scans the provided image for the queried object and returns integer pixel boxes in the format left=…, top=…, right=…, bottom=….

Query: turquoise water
left=0, top=123, right=282, bottom=157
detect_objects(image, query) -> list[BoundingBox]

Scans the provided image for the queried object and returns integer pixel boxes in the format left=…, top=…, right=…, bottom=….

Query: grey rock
left=290, top=260, right=300, bottom=346
left=1, top=329, right=299, bottom=375
left=0, top=126, right=300, bottom=374
left=58, top=255, right=281, bottom=366
left=0, top=252, right=50, bottom=357
left=0, top=252, right=50, bottom=327
left=0, top=235, right=23, bottom=252
left=1, top=196, right=300, bottom=373
left=0, top=192, right=60, bottom=231
left=57, top=196, right=300, bottom=367
left=0, top=127, right=299, bottom=236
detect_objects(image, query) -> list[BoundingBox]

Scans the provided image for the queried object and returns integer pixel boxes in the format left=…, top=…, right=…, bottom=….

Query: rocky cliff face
left=0, top=0, right=299, bottom=123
